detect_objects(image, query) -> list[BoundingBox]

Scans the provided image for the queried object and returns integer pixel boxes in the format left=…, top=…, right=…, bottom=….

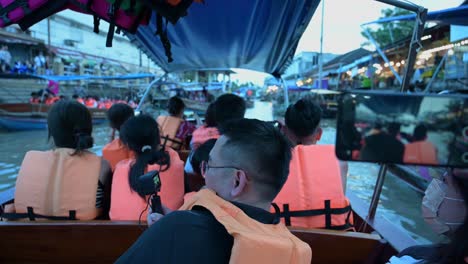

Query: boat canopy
left=128, top=0, right=320, bottom=77
left=362, top=5, right=468, bottom=26
left=0, top=1, right=319, bottom=78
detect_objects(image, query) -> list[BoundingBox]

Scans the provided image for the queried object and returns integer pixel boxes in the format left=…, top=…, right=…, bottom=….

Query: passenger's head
left=107, top=103, right=134, bottom=131
left=388, top=122, right=401, bottom=137
left=413, top=124, right=428, bottom=141
left=47, top=100, right=93, bottom=154
left=167, top=96, right=185, bottom=117
left=284, top=99, right=322, bottom=145
left=204, top=103, right=217, bottom=127
left=213, top=94, right=246, bottom=125
left=373, top=122, right=383, bottom=130
left=203, top=118, right=292, bottom=208
left=72, top=94, right=79, bottom=99
left=191, top=138, right=217, bottom=176
left=120, top=115, right=170, bottom=198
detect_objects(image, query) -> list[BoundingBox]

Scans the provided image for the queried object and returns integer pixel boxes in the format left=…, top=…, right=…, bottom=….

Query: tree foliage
left=361, top=8, right=414, bottom=48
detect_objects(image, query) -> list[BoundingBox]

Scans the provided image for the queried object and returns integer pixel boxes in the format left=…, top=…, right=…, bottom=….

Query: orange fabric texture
left=102, top=138, right=134, bottom=171
left=190, top=126, right=220, bottom=149
left=14, top=149, right=101, bottom=220
left=273, top=145, right=353, bottom=229
left=180, top=189, right=312, bottom=264
left=404, top=141, right=438, bottom=165
left=109, top=148, right=185, bottom=220
left=157, top=115, right=183, bottom=148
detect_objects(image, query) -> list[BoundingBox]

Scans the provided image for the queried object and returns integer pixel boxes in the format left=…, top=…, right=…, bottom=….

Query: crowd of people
left=0, top=46, right=52, bottom=75
left=354, top=122, right=439, bottom=165
left=1, top=92, right=467, bottom=263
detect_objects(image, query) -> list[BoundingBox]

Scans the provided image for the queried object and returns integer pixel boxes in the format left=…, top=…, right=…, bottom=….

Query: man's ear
left=315, top=127, right=323, bottom=141
left=231, top=170, right=248, bottom=198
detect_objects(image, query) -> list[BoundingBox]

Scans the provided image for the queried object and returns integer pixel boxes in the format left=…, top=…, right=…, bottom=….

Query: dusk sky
left=59, top=1, right=465, bottom=84
left=233, top=0, right=465, bottom=84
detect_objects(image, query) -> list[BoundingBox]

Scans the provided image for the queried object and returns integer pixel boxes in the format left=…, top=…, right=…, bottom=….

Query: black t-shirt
left=116, top=202, right=278, bottom=264
left=360, top=133, right=404, bottom=163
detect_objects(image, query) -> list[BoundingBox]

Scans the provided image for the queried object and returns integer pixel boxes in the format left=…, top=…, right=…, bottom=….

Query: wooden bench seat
left=0, top=221, right=386, bottom=264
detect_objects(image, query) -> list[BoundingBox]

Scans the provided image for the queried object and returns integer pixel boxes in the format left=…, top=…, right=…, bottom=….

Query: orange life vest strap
left=1, top=207, right=77, bottom=221
left=272, top=200, right=353, bottom=230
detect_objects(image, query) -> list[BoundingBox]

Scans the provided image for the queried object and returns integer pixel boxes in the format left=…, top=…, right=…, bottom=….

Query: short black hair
left=285, top=99, right=322, bottom=138
left=219, top=118, right=292, bottom=201
left=168, top=96, right=185, bottom=116
left=204, top=103, right=217, bottom=127
left=107, top=103, right=134, bottom=131
left=413, top=124, right=428, bottom=141
left=388, top=122, right=401, bottom=137
left=191, top=138, right=217, bottom=175
left=213, top=94, right=246, bottom=125
left=47, top=100, right=93, bottom=153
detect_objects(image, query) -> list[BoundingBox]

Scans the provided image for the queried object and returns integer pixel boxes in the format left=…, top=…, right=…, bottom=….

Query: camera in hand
left=138, top=170, right=164, bottom=214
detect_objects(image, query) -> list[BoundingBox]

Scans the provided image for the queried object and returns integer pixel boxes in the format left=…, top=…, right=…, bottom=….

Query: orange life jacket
left=109, top=148, right=185, bottom=220
left=403, top=141, right=438, bottom=165
left=180, top=189, right=312, bottom=264
left=104, top=101, right=113, bottom=109
left=156, top=115, right=183, bottom=149
left=45, top=97, right=57, bottom=105
left=85, top=98, right=97, bottom=108
left=190, top=125, right=220, bottom=149
left=10, top=149, right=101, bottom=220
left=29, top=98, right=40, bottom=104
left=77, top=98, right=85, bottom=105
left=272, top=145, right=353, bottom=230
left=102, top=138, right=134, bottom=171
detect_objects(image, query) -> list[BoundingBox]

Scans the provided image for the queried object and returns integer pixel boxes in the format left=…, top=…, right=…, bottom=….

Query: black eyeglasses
left=200, top=160, right=241, bottom=177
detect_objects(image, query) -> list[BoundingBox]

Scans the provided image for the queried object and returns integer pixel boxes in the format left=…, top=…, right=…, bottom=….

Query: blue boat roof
left=128, top=0, right=320, bottom=77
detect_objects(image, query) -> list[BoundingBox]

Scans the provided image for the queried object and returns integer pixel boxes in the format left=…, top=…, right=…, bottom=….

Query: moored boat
left=0, top=103, right=107, bottom=131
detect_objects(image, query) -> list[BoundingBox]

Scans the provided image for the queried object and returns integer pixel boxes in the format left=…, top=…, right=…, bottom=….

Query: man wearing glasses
left=116, top=118, right=310, bottom=263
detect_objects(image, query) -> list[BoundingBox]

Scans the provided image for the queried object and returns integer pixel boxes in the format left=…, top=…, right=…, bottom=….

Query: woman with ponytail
left=102, top=103, right=134, bottom=171
left=109, top=115, right=185, bottom=221
left=3, top=100, right=111, bottom=220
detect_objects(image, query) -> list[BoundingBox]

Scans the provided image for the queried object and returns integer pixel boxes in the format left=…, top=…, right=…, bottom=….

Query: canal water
left=0, top=101, right=440, bottom=244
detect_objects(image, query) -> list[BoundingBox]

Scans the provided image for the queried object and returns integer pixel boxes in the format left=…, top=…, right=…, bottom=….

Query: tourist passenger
left=185, top=138, right=217, bottom=194
left=156, top=96, right=195, bottom=150
left=274, top=98, right=353, bottom=230
left=116, top=118, right=311, bottom=263
left=389, top=169, right=468, bottom=264
left=403, top=124, right=438, bottom=165
left=190, top=93, right=246, bottom=150
left=2, top=100, right=111, bottom=220
left=102, top=103, right=134, bottom=171
left=360, top=122, right=405, bottom=163
left=109, top=115, right=184, bottom=221
left=190, top=103, right=220, bottom=150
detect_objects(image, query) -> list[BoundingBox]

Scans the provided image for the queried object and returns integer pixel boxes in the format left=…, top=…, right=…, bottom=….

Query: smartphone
left=335, top=91, right=468, bottom=167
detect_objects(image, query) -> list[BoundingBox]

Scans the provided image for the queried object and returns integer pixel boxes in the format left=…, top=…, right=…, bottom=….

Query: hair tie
left=141, top=145, right=152, bottom=152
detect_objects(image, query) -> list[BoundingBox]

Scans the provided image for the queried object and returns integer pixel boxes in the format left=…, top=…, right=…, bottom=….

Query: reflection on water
left=0, top=100, right=440, bottom=243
